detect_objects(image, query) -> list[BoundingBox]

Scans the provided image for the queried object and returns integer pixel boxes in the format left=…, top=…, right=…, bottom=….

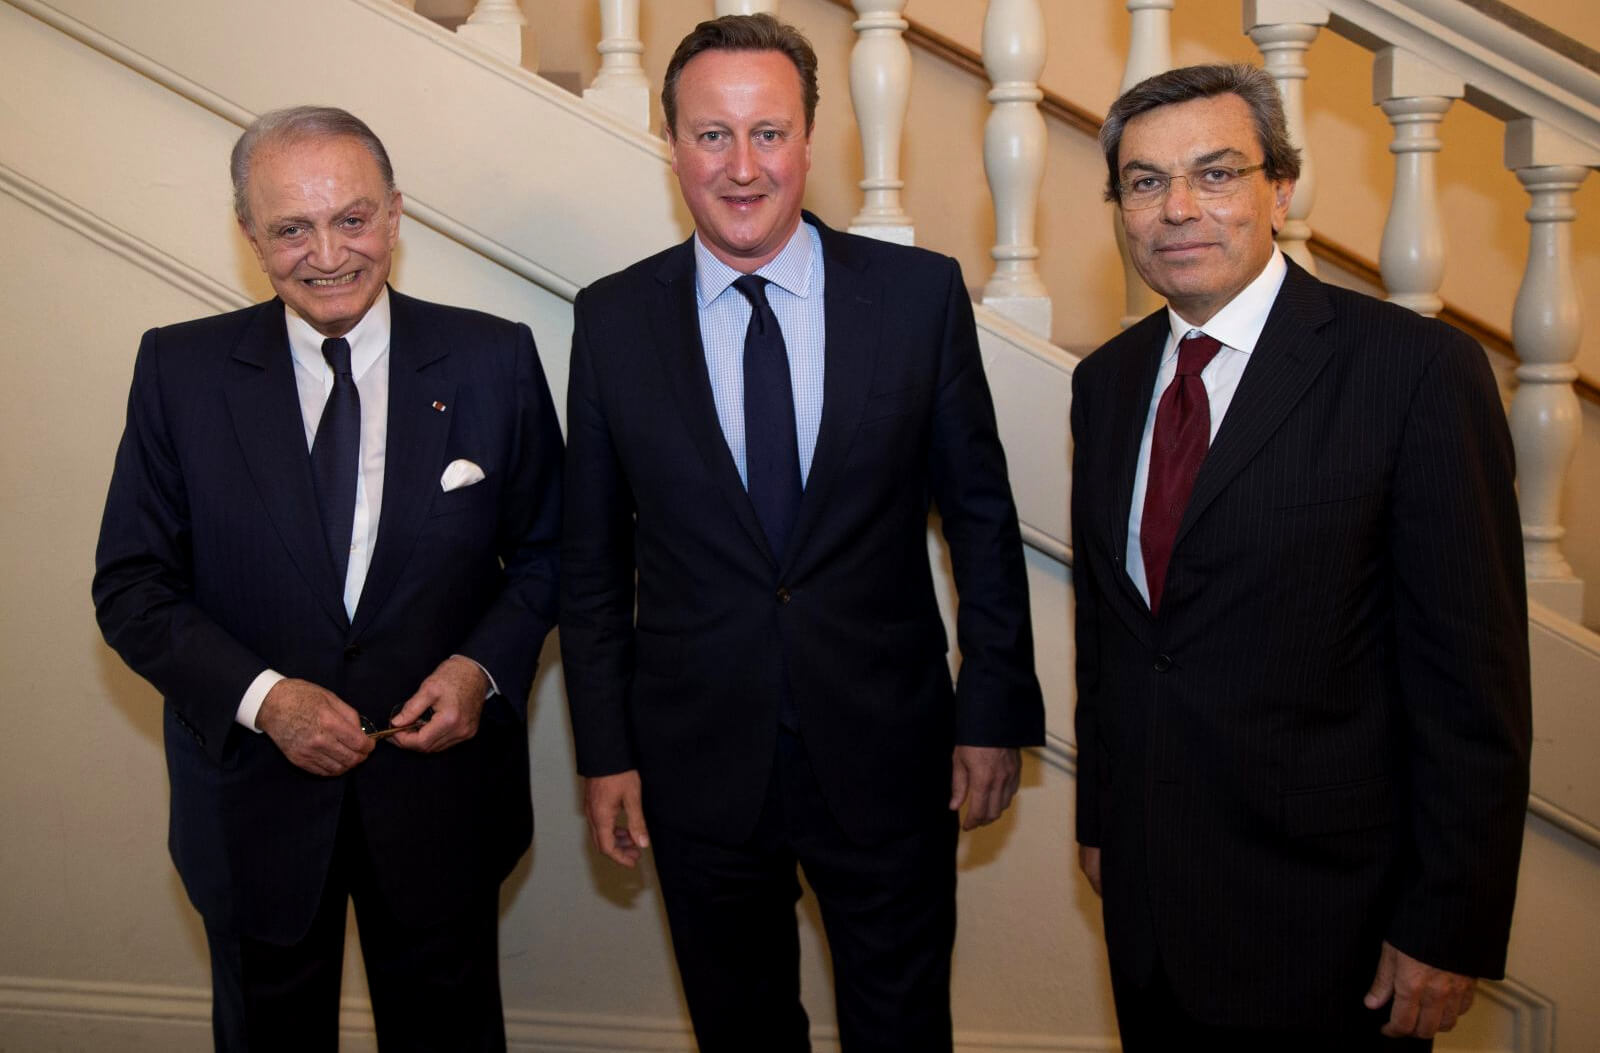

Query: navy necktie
left=311, top=336, right=360, bottom=590
left=1141, top=331, right=1223, bottom=615
left=734, top=274, right=802, bottom=562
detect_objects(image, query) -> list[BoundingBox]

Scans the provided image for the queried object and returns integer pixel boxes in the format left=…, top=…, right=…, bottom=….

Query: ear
left=386, top=191, right=404, bottom=248
left=667, top=130, right=680, bottom=175
left=1269, top=177, right=1296, bottom=234
left=238, top=217, right=267, bottom=272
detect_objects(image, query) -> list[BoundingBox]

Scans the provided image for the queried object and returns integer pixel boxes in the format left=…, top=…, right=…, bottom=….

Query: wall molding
left=0, top=976, right=1116, bottom=1052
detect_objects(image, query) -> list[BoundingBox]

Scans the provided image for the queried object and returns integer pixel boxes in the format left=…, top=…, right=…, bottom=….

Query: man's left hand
left=1364, top=940, right=1477, bottom=1038
left=389, top=655, right=489, bottom=753
left=949, top=746, right=1021, bottom=831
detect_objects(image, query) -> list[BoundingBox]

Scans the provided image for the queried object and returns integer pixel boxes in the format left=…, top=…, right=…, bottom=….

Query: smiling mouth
left=723, top=194, right=765, bottom=206
left=305, top=272, right=362, bottom=288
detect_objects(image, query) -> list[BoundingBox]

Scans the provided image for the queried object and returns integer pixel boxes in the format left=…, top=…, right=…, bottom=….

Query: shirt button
left=344, top=644, right=363, bottom=659
left=1153, top=654, right=1172, bottom=672
left=776, top=587, right=791, bottom=605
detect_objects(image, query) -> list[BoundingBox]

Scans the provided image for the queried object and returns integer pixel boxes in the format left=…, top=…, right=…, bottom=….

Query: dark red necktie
left=1141, top=331, right=1223, bottom=614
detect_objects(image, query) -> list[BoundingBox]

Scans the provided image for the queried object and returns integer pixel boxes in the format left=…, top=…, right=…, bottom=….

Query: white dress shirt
left=1125, top=248, right=1288, bottom=605
left=235, top=290, right=392, bottom=729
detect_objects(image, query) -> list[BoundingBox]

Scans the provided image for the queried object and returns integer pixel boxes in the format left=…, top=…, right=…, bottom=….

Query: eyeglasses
left=1117, top=163, right=1267, bottom=210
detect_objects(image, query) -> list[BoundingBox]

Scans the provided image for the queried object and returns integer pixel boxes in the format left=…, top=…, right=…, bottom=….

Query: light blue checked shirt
left=694, top=222, right=826, bottom=488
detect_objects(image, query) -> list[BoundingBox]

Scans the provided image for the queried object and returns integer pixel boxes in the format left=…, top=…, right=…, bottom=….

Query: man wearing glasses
left=1070, top=64, right=1530, bottom=1049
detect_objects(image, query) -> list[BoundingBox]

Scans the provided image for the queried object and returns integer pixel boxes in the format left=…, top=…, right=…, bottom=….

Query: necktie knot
left=732, top=275, right=774, bottom=334
left=321, top=337, right=353, bottom=377
left=1176, top=332, right=1222, bottom=377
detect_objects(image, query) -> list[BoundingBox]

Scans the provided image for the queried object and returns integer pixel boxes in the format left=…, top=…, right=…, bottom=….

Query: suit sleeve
left=1069, top=363, right=1104, bottom=847
left=559, top=289, right=640, bottom=776
left=927, top=257, right=1045, bottom=748
left=452, top=322, right=564, bottom=716
left=1384, top=329, right=1532, bottom=979
left=92, top=329, right=269, bottom=762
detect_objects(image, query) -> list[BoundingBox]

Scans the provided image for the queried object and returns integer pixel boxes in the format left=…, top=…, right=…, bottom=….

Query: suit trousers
left=203, top=786, right=506, bottom=1052
left=647, top=728, right=959, bottom=1053
left=1110, top=950, right=1433, bottom=1052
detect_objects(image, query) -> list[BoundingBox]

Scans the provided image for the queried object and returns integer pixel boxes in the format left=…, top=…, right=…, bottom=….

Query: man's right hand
left=256, top=678, right=373, bottom=776
left=1079, top=845, right=1103, bottom=897
left=585, top=770, right=650, bottom=868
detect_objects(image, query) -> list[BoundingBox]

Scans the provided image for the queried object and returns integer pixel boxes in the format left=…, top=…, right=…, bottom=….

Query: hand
left=1079, top=845, right=1103, bottom=897
left=949, top=745, right=1021, bottom=831
left=256, top=678, right=373, bottom=776
left=1364, top=940, right=1477, bottom=1038
left=388, top=656, right=489, bottom=753
left=585, top=770, right=650, bottom=868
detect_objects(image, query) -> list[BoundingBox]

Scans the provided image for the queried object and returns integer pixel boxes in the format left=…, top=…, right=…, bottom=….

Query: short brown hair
left=1100, top=63, right=1301, bottom=203
left=661, top=13, right=819, bottom=137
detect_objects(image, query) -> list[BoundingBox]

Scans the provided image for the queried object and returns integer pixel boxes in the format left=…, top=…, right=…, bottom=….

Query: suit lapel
left=651, top=239, right=776, bottom=564
left=351, top=291, right=455, bottom=636
left=1173, top=261, right=1337, bottom=551
left=782, top=218, right=879, bottom=574
left=223, top=302, right=349, bottom=631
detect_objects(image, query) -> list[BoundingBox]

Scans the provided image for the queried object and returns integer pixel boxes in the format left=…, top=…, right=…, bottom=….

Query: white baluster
left=1372, top=47, right=1463, bottom=318
left=847, top=0, right=914, bottom=245
left=980, top=0, right=1050, bottom=338
left=1114, top=0, right=1172, bottom=328
left=457, top=0, right=531, bottom=68
left=1505, top=119, right=1598, bottom=619
left=392, top=0, right=417, bottom=10
left=584, top=0, right=650, bottom=128
left=1244, top=0, right=1327, bottom=273
left=715, top=1, right=778, bottom=14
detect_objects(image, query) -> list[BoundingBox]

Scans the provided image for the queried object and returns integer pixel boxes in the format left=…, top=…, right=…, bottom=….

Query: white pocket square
left=440, top=459, right=486, bottom=492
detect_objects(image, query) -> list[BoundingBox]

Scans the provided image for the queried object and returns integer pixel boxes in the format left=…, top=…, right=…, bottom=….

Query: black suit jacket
left=1071, top=260, right=1531, bottom=1028
left=93, top=290, right=562, bottom=943
left=561, top=215, right=1044, bottom=845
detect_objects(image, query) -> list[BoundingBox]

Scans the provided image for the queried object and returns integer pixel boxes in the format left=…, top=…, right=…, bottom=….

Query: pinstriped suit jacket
left=1070, top=259, right=1531, bottom=1028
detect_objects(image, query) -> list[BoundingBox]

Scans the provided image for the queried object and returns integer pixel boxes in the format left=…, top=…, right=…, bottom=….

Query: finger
left=1460, top=986, right=1475, bottom=1017
left=624, top=795, right=651, bottom=851
left=948, top=755, right=970, bottom=812
left=1382, top=984, right=1421, bottom=1038
left=391, top=684, right=437, bottom=728
left=1364, top=946, right=1397, bottom=1009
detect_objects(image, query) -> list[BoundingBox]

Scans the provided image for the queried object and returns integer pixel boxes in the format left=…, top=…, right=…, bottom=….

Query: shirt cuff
left=237, top=669, right=284, bottom=732
left=453, top=655, right=499, bottom=698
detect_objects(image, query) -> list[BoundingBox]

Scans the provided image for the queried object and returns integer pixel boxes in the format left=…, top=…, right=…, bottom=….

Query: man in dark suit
left=1071, top=64, right=1531, bottom=1050
left=560, top=15, right=1043, bottom=1052
left=93, top=106, right=562, bottom=1051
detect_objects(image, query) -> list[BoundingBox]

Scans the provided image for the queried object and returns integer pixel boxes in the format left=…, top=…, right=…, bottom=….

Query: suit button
left=1153, top=654, right=1172, bottom=672
left=776, top=587, right=791, bottom=605
left=344, top=644, right=362, bottom=659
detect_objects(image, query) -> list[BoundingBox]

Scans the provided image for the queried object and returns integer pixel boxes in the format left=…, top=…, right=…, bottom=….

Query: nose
left=1160, top=175, right=1199, bottom=222
left=307, top=226, right=345, bottom=270
left=726, top=138, right=758, bottom=184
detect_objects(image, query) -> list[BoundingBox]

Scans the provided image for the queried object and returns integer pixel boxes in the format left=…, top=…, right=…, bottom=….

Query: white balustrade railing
left=714, top=0, right=778, bottom=14
left=1244, top=0, right=1326, bottom=274
left=456, top=0, right=530, bottom=68
left=1116, top=0, right=1173, bottom=328
left=980, top=0, right=1051, bottom=338
left=847, top=0, right=914, bottom=245
left=584, top=0, right=650, bottom=128
left=1373, top=47, right=1462, bottom=318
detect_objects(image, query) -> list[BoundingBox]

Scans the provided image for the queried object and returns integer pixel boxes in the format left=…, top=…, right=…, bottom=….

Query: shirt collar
left=285, top=286, right=392, bottom=380
left=1165, top=246, right=1287, bottom=355
left=694, top=221, right=816, bottom=308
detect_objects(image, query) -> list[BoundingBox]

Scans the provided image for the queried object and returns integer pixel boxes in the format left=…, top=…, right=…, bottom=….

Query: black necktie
left=311, top=336, right=360, bottom=590
left=734, top=275, right=802, bottom=562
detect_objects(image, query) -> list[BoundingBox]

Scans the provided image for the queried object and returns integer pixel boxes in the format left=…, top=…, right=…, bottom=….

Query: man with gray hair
left=94, top=106, right=562, bottom=1050
left=1071, top=64, right=1530, bottom=1049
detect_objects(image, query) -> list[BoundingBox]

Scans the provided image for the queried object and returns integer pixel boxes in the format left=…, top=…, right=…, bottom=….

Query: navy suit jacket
left=93, top=290, right=562, bottom=943
left=1070, top=259, right=1531, bottom=1027
left=561, top=215, right=1044, bottom=845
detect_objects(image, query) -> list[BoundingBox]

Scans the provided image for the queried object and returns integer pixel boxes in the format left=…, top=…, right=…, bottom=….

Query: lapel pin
left=432, top=401, right=447, bottom=412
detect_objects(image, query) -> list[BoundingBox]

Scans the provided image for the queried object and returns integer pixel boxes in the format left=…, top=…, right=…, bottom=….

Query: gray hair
left=230, top=106, right=395, bottom=227
left=661, top=13, right=819, bottom=138
left=1100, top=63, right=1301, bottom=203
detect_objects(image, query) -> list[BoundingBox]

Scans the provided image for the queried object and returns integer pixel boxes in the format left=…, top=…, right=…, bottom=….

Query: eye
left=699, top=130, right=726, bottom=145
left=1197, top=167, right=1237, bottom=186
left=339, top=215, right=367, bottom=231
left=1128, top=175, right=1166, bottom=194
left=755, top=129, right=782, bottom=144
left=274, top=224, right=304, bottom=239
